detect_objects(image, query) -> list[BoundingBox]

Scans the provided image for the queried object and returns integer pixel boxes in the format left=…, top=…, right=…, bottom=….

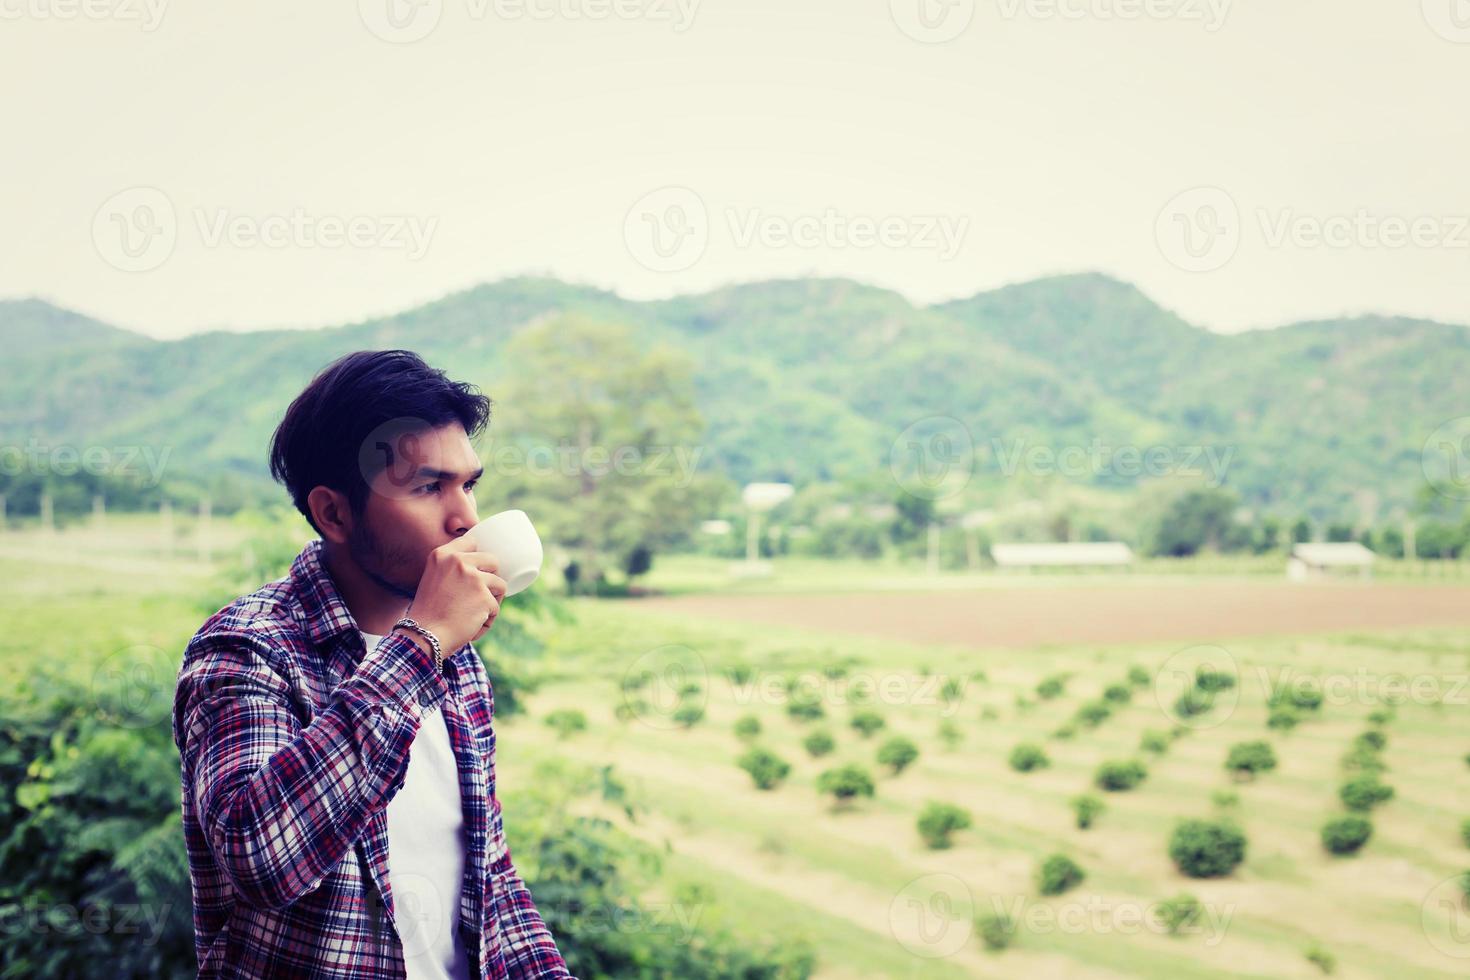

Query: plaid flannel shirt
left=171, top=538, right=575, bottom=979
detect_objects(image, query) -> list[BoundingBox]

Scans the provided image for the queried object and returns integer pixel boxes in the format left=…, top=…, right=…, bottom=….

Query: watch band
left=392, top=617, right=445, bottom=676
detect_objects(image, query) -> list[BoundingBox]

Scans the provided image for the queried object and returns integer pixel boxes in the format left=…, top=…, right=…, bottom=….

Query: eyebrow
left=412, top=465, right=486, bottom=483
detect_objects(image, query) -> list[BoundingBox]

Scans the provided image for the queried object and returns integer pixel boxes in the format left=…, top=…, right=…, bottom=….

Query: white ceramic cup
left=467, top=509, right=543, bottom=597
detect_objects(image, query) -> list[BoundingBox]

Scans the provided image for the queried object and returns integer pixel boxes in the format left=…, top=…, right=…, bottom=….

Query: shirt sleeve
left=173, top=627, right=448, bottom=911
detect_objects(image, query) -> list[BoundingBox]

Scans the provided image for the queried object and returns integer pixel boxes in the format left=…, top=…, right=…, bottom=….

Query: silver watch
left=392, top=617, right=445, bottom=675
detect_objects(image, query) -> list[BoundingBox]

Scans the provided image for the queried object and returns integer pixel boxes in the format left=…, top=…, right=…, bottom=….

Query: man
left=171, top=349, right=576, bottom=979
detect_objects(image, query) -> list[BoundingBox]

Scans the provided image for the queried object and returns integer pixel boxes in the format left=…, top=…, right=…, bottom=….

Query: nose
left=447, top=497, right=478, bottom=538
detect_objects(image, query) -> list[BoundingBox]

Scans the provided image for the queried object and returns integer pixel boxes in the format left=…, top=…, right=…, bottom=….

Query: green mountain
left=2, top=275, right=1463, bottom=520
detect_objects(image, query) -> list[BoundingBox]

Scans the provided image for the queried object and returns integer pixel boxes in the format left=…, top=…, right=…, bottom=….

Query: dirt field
left=632, top=581, right=1470, bottom=649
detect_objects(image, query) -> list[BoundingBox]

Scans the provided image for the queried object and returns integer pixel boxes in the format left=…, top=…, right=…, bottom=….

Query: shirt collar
left=290, top=538, right=364, bottom=650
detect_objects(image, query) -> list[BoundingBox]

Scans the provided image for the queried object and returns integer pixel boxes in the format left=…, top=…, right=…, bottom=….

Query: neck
left=320, top=540, right=411, bottom=636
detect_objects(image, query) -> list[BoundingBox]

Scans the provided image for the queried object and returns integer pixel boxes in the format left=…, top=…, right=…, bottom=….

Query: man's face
left=347, top=421, right=483, bottom=599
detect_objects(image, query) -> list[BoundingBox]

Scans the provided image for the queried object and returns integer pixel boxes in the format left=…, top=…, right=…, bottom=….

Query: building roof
left=990, top=542, right=1135, bottom=567
left=1291, top=542, right=1376, bottom=566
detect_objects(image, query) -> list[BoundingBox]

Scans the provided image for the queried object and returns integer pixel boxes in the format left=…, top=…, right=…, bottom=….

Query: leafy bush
left=1052, top=723, right=1078, bottom=740
left=877, top=736, right=920, bottom=774
left=1340, top=747, right=1387, bottom=774
left=1194, top=668, right=1236, bottom=693
left=1037, top=854, right=1085, bottom=895
left=1127, top=665, right=1151, bottom=688
left=1320, top=815, right=1373, bottom=855
left=1169, top=819, right=1247, bottom=877
left=802, top=730, right=836, bottom=757
left=1073, top=700, right=1112, bottom=728
left=1009, top=742, right=1050, bottom=773
left=1036, top=674, right=1067, bottom=700
left=1102, top=683, right=1132, bottom=704
left=1211, top=789, right=1240, bottom=810
left=1305, top=942, right=1336, bottom=975
left=1224, top=740, right=1278, bottom=780
left=786, top=694, right=825, bottom=722
left=672, top=704, right=706, bottom=728
left=1366, top=707, right=1395, bottom=727
left=1139, top=729, right=1171, bottom=754
left=733, top=714, right=762, bottom=742
left=1173, top=688, right=1216, bottom=719
left=817, top=764, right=876, bottom=806
left=1461, top=817, right=1470, bottom=849
left=1270, top=686, right=1323, bottom=712
left=1071, top=793, right=1105, bottom=830
left=976, top=910, right=1016, bottom=951
left=850, top=710, right=886, bottom=738
left=1267, top=706, right=1300, bottom=731
left=1338, top=775, right=1394, bottom=812
left=916, top=801, right=972, bottom=849
left=937, top=719, right=963, bottom=750
left=1158, top=893, right=1202, bottom=935
left=736, top=747, right=792, bottom=790
left=1095, top=759, right=1148, bottom=792
left=1353, top=730, right=1387, bottom=753
left=544, top=708, right=589, bottom=739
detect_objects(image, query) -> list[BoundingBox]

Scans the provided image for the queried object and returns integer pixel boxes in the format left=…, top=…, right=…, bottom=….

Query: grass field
left=501, top=595, right=1470, bottom=978
left=5, top=515, right=1470, bottom=977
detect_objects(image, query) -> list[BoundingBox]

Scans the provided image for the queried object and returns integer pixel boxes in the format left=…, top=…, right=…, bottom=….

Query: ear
left=307, top=485, right=355, bottom=545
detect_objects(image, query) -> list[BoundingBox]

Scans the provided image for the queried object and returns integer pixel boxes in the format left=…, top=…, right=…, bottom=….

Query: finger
left=483, top=573, right=508, bottom=602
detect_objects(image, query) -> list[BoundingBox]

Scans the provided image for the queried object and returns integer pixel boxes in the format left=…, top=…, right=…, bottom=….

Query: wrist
left=392, top=618, right=447, bottom=675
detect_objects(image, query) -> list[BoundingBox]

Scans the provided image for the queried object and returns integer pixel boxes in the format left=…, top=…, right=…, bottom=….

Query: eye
left=465, top=479, right=479, bottom=493
left=418, top=482, right=441, bottom=494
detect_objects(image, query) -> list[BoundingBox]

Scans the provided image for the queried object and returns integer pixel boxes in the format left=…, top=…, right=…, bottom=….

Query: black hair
left=268, top=349, right=492, bottom=536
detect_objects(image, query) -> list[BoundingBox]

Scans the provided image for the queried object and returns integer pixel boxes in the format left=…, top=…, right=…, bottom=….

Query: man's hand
left=399, top=533, right=507, bottom=654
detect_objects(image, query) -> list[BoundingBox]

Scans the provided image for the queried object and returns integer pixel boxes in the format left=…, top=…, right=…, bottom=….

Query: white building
left=989, top=542, right=1134, bottom=570
left=1287, top=542, right=1376, bottom=580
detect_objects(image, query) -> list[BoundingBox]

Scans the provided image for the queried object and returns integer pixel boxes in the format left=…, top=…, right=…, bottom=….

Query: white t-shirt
left=362, top=631, right=474, bottom=980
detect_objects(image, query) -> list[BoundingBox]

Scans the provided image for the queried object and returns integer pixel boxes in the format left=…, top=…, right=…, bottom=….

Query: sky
left=3, top=0, right=1468, bottom=340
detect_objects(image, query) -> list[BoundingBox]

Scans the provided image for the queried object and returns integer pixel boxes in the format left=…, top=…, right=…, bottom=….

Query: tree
left=1009, top=743, right=1050, bottom=773
left=877, top=736, right=920, bottom=774
left=1037, top=854, right=1085, bottom=896
left=1070, top=794, right=1105, bottom=830
left=1224, top=741, right=1278, bottom=781
left=817, top=764, right=876, bottom=808
left=850, top=710, right=886, bottom=738
left=1169, top=819, right=1247, bottom=877
left=733, top=714, right=762, bottom=742
left=1152, top=487, right=1241, bottom=557
left=1321, top=815, right=1372, bottom=855
left=544, top=709, right=588, bottom=740
left=802, top=730, right=835, bottom=757
left=494, top=314, right=723, bottom=591
left=737, top=748, right=791, bottom=790
left=1338, top=775, right=1394, bottom=812
left=1095, top=759, right=1148, bottom=791
left=916, top=801, right=972, bottom=849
